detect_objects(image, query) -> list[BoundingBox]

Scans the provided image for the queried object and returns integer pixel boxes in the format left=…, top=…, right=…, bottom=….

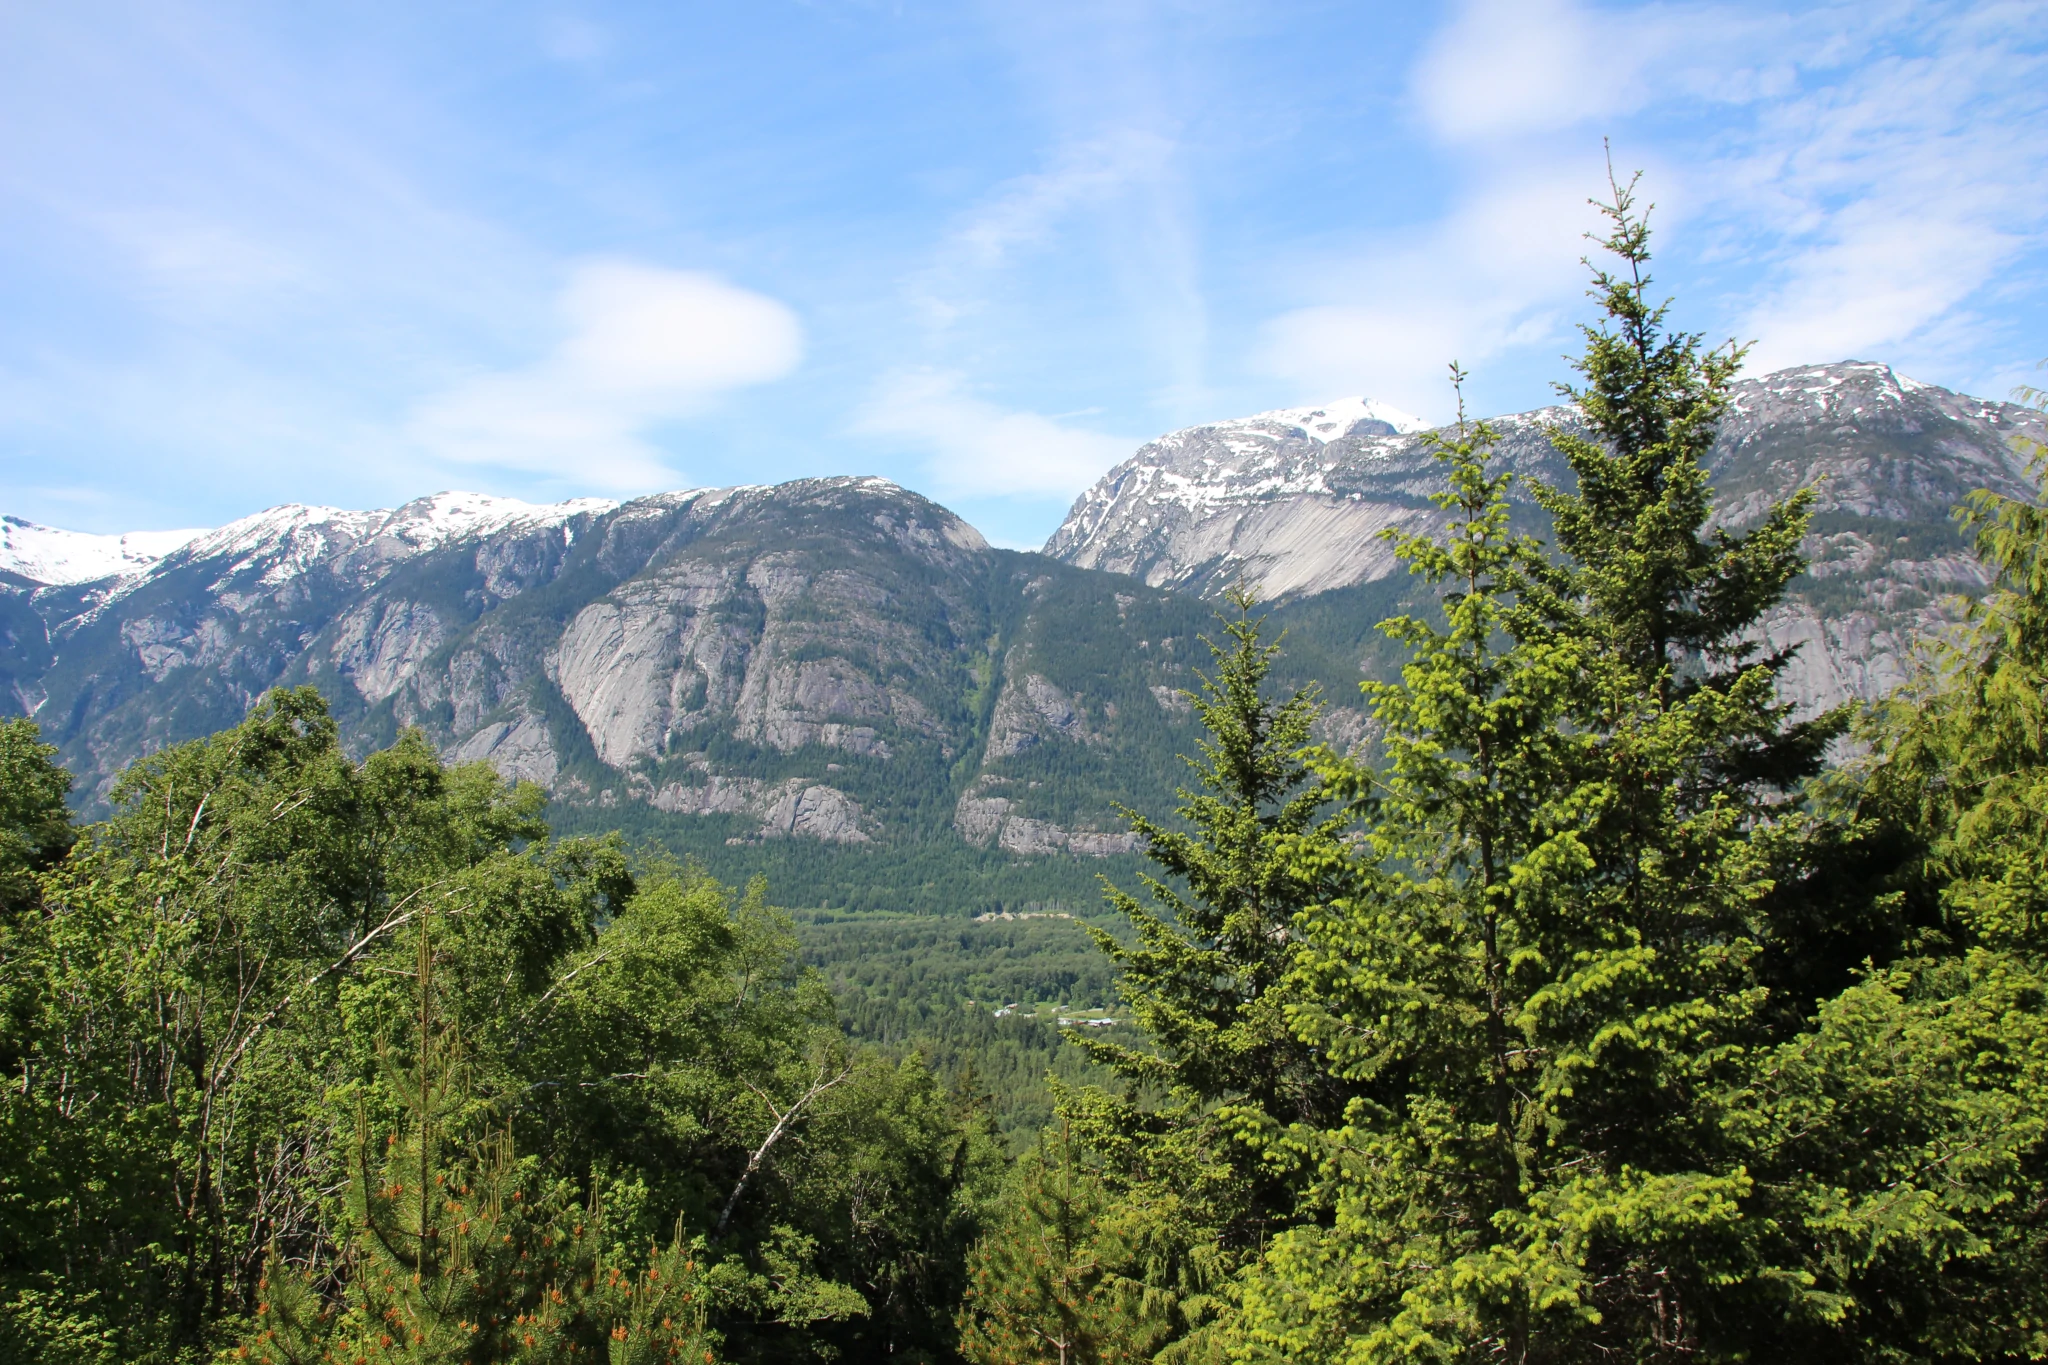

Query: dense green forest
left=5, top=181, right=2048, bottom=1363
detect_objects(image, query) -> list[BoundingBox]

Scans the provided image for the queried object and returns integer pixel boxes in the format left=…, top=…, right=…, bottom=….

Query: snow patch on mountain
left=177, top=491, right=618, bottom=576
left=1236, top=396, right=1428, bottom=441
left=0, top=517, right=207, bottom=586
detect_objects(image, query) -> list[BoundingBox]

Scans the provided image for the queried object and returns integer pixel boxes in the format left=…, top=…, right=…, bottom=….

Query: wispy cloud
left=1255, top=0, right=2048, bottom=417
left=1252, top=165, right=1606, bottom=419
left=1721, top=7, right=2048, bottom=373
left=855, top=369, right=1136, bottom=500
left=1411, top=0, right=1783, bottom=143
left=908, top=132, right=1178, bottom=333
left=407, top=262, right=804, bottom=490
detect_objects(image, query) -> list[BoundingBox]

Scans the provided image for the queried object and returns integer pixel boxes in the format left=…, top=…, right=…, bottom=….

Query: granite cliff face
left=0, top=479, right=1214, bottom=898
left=1047, top=362, right=2048, bottom=713
left=3, top=361, right=2037, bottom=907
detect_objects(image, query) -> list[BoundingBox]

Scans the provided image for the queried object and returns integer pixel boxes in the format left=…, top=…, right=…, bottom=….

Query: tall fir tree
left=1235, top=172, right=1845, bottom=1362
left=1077, top=583, right=1350, bottom=1136
left=963, top=589, right=1351, bottom=1363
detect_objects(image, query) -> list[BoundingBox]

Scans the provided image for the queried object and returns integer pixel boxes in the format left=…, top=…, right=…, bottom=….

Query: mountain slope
left=0, top=478, right=1224, bottom=910
left=6, top=359, right=2037, bottom=910
left=1047, top=362, right=2048, bottom=712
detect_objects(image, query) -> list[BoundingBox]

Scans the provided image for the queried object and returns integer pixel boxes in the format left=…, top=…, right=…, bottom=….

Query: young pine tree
left=954, top=1124, right=1170, bottom=1365
left=247, top=918, right=717, bottom=1365
left=1237, top=176, right=1843, bottom=1363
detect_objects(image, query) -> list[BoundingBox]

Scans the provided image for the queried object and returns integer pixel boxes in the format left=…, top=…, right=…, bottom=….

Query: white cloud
left=407, top=261, right=802, bottom=490
left=856, top=370, right=1136, bottom=500
left=1252, top=167, right=1605, bottom=417
left=1722, top=10, right=2048, bottom=374
left=1295, top=0, right=2048, bottom=412
left=1740, top=209, right=2021, bottom=373
left=909, top=129, right=1179, bottom=332
left=1411, top=0, right=1772, bottom=143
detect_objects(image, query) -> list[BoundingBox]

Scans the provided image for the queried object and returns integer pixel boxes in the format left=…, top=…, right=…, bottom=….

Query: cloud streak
left=856, top=370, right=1135, bottom=500
left=1255, top=0, right=2048, bottom=420
left=407, top=262, right=803, bottom=491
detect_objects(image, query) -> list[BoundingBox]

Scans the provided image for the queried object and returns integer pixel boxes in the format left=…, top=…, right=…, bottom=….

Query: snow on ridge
left=1146, top=396, right=1428, bottom=449
left=175, top=492, right=618, bottom=570
left=1238, top=396, right=1430, bottom=440
left=386, top=491, right=619, bottom=548
left=2, top=492, right=624, bottom=591
left=0, top=517, right=208, bottom=586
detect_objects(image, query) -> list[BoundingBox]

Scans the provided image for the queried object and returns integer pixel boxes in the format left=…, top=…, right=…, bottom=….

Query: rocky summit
left=1046, top=361, right=2048, bottom=715
left=1, top=361, right=2040, bottom=908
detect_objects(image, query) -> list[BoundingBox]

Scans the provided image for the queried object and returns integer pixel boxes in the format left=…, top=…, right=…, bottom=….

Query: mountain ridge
left=2, top=361, right=2038, bottom=910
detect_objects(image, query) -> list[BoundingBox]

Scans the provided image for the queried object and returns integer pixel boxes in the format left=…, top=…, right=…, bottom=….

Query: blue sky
left=2, top=0, right=2044, bottom=547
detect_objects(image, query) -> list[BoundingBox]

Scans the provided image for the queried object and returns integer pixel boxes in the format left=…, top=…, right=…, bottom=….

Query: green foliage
left=1080, top=584, right=1348, bottom=1128
left=799, top=912, right=1135, bottom=1142
left=247, top=924, right=717, bottom=1365
left=959, top=588, right=1351, bottom=1364
left=1708, top=376, right=2048, bottom=1360
left=1223, top=179, right=1854, bottom=1360
left=955, top=1125, right=1178, bottom=1365
left=0, top=717, right=72, bottom=912
left=0, top=688, right=1001, bottom=1363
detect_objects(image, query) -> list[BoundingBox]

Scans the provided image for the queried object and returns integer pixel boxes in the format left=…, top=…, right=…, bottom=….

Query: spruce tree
left=1077, top=583, right=1349, bottom=1135
left=1236, top=174, right=1842, bottom=1362
left=960, top=590, right=1349, bottom=1363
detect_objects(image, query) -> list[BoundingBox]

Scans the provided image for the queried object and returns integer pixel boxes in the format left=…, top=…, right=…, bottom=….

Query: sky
left=1, top=0, right=2044, bottom=548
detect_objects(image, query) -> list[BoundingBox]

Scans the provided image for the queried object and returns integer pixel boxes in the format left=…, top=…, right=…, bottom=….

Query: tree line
left=4, top=174, right=2045, bottom=1362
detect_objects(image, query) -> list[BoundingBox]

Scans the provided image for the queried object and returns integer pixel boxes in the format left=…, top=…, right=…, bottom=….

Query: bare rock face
left=953, top=779, right=1138, bottom=857
left=759, top=782, right=871, bottom=843
left=1049, top=362, right=2048, bottom=714
left=450, top=712, right=559, bottom=787
left=331, top=600, right=446, bottom=704
left=650, top=771, right=872, bottom=843
left=553, top=561, right=744, bottom=768
left=984, top=672, right=1093, bottom=760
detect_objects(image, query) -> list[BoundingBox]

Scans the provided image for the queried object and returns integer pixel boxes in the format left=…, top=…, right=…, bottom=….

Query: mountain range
left=4, top=361, right=2040, bottom=911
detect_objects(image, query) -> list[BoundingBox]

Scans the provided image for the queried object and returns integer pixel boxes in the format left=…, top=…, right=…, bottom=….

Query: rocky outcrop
left=1048, top=362, right=2048, bottom=715
left=650, top=771, right=872, bottom=844
left=331, top=600, right=446, bottom=704
left=954, top=779, right=1139, bottom=857
left=450, top=712, right=559, bottom=787
left=985, top=672, right=1094, bottom=760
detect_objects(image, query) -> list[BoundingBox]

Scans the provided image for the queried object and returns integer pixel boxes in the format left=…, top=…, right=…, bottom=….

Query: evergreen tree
left=1074, top=583, right=1351, bottom=1173
left=1236, top=173, right=1842, bottom=1361
left=1714, top=374, right=2048, bottom=1361
left=955, top=1123, right=1170, bottom=1365
left=962, top=590, right=1348, bottom=1364
left=247, top=915, right=719, bottom=1364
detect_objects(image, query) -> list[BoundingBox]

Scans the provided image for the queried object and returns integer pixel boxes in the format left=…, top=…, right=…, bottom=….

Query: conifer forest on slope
left=5, top=179, right=2048, bottom=1364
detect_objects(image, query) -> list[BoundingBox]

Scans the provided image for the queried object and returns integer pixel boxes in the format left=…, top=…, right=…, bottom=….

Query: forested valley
left=6, top=184, right=2048, bottom=1364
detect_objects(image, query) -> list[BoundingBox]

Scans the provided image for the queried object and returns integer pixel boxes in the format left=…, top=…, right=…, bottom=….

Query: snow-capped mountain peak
left=0, top=517, right=207, bottom=586
left=0, top=492, right=624, bottom=591
left=1233, top=396, right=1428, bottom=441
